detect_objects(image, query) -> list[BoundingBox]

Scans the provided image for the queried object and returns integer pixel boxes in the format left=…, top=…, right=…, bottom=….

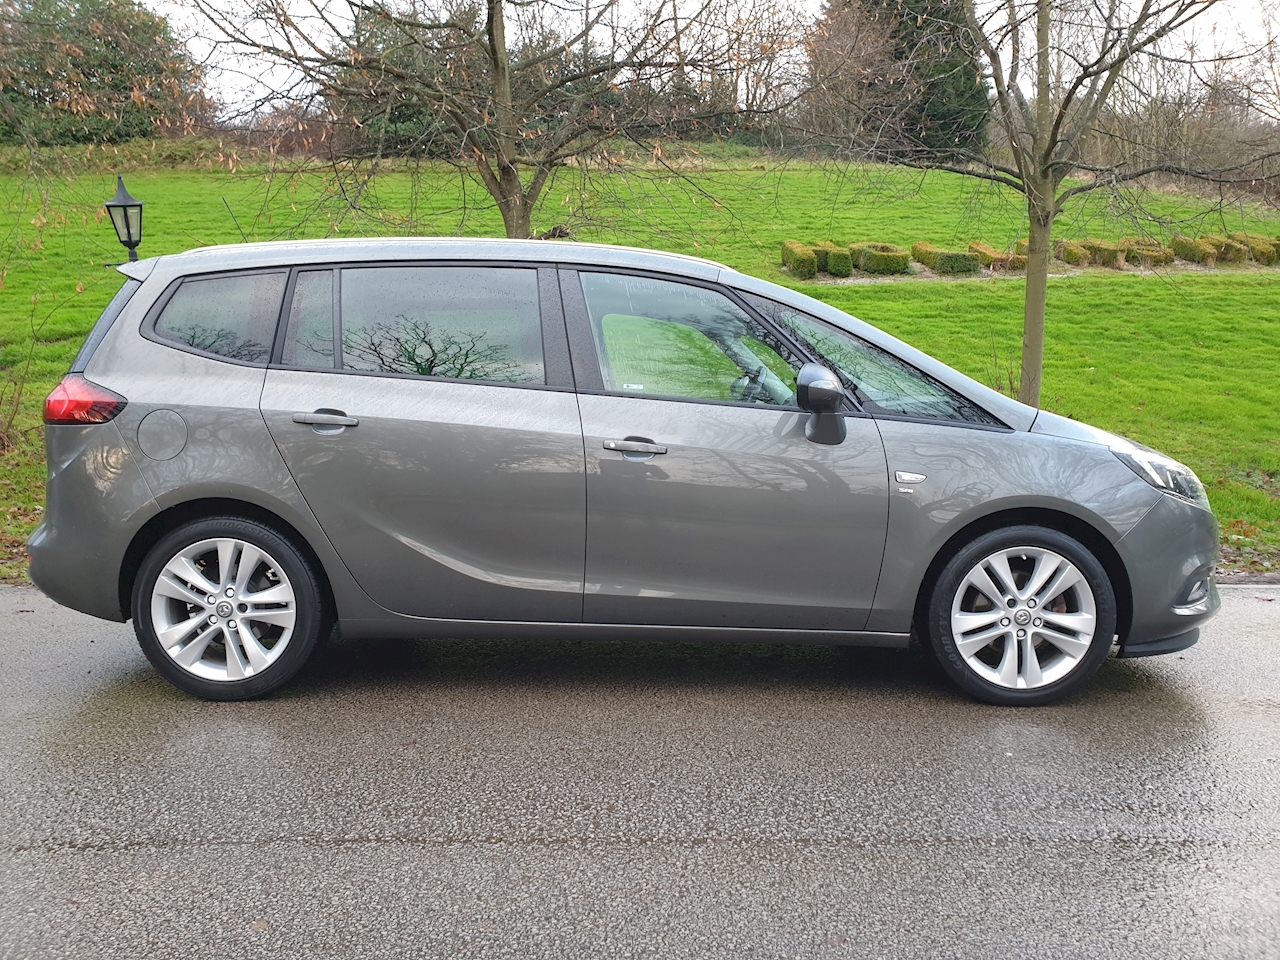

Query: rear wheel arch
left=912, top=507, right=1132, bottom=646
left=119, top=498, right=335, bottom=623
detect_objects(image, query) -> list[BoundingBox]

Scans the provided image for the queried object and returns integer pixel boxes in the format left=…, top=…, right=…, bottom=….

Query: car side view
left=28, top=239, right=1220, bottom=705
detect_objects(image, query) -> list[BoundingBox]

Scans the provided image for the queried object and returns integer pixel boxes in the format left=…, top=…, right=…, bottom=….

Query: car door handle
left=603, top=439, right=667, bottom=455
left=292, top=411, right=359, bottom=427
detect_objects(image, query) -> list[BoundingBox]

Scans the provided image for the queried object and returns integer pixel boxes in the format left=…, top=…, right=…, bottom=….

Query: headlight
left=1111, top=445, right=1210, bottom=510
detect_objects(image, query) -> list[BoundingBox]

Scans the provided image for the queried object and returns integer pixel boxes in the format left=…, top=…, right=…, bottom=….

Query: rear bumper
left=27, top=422, right=157, bottom=622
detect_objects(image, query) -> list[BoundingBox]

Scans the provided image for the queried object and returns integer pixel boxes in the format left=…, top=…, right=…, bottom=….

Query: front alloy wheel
left=926, top=526, right=1117, bottom=706
left=134, top=517, right=326, bottom=700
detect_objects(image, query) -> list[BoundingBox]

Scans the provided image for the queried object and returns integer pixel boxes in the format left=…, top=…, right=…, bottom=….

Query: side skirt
left=338, top=617, right=910, bottom=649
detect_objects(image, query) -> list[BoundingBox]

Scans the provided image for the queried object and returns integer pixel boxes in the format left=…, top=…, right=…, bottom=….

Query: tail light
left=43, top=374, right=127, bottom=425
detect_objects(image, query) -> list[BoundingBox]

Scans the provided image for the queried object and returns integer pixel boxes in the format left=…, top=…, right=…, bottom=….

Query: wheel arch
left=912, top=507, right=1133, bottom=645
left=118, top=497, right=336, bottom=623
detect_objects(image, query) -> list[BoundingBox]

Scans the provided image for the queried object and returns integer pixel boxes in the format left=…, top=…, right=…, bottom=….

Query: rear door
left=562, top=269, right=890, bottom=631
left=261, top=263, right=585, bottom=622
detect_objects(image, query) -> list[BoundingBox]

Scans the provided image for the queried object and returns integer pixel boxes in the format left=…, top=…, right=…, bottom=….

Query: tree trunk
left=1018, top=203, right=1054, bottom=407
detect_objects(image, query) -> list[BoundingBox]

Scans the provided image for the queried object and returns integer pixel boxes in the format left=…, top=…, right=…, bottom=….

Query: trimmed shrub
left=1082, top=239, right=1125, bottom=269
left=1170, top=235, right=1216, bottom=265
left=852, top=242, right=910, bottom=275
left=1200, top=235, right=1248, bottom=263
left=825, top=246, right=854, bottom=277
left=968, top=241, right=999, bottom=265
left=812, top=240, right=840, bottom=272
left=933, top=251, right=981, bottom=275
left=1228, top=233, right=1278, bottom=265
left=968, top=241, right=1026, bottom=271
left=781, top=240, right=817, bottom=279
left=1119, top=237, right=1175, bottom=267
left=1054, top=241, right=1090, bottom=266
left=910, top=241, right=940, bottom=268
left=1015, top=238, right=1030, bottom=256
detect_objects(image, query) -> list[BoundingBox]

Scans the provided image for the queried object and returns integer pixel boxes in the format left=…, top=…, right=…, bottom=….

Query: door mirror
left=796, top=363, right=847, bottom=445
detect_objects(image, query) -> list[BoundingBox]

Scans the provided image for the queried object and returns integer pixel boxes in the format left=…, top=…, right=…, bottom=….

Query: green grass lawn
left=2, top=152, right=1278, bottom=579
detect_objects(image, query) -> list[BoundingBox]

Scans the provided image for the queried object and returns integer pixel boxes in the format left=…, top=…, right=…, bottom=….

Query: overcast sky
left=147, top=0, right=1276, bottom=114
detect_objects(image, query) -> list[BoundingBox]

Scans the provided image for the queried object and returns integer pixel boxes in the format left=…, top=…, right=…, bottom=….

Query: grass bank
left=2, top=156, right=1278, bottom=579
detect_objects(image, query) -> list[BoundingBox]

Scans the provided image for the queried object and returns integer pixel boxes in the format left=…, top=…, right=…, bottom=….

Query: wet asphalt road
left=1, top=584, right=1278, bottom=959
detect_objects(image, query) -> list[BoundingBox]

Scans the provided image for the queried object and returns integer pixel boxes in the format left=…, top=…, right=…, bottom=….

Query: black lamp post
left=104, top=175, right=143, bottom=261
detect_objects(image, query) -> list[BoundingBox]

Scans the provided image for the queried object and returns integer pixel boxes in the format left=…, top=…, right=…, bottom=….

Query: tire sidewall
left=926, top=525, right=1117, bottom=706
left=132, top=516, right=325, bottom=701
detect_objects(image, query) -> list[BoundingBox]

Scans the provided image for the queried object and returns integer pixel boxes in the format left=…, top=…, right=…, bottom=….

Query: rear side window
left=338, top=267, right=544, bottom=384
left=154, top=272, right=287, bottom=364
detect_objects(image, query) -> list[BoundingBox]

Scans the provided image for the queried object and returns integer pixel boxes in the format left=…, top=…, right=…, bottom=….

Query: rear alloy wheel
left=133, top=517, right=327, bottom=700
left=925, top=526, right=1117, bottom=706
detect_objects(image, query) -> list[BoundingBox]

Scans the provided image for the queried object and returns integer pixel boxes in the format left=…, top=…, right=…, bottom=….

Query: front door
left=565, top=270, right=889, bottom=631
left=262, top=264, right=585, bottom=622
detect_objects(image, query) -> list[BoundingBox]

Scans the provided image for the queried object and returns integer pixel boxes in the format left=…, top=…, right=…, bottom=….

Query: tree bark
left=1019, top=201, right=1053, bottom=407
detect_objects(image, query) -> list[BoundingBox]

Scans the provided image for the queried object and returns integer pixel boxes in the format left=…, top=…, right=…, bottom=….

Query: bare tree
left=945, top=0, right=1279, bottom=406
left=187, top=0, right=800, bottom=239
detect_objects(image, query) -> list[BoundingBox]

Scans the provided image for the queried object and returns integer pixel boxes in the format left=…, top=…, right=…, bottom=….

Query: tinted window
left=745, top=294, right=1003, bottom=426
left=340, top=267, right=544, bottom=384
left=155, top=272, right=286, bottom=364
left=282, top=270, right=335, bottom=368
left=580, top=273, right=802, bottom=406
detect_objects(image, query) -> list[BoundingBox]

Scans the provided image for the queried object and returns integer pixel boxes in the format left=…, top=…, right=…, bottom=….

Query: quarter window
left=155, top=273, right=286, bottom=365
left=579, top=272, right=802, bottom=406
left=745, top=294, right=1002, bottom=426
left=339, top=267, right=544, bottom=384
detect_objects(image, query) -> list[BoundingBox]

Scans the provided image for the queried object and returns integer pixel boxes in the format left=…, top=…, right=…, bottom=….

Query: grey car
left=28, top=239, right=1220, bottom=705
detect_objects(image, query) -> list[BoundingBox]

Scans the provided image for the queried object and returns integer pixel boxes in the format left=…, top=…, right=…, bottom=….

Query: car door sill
left=338, top=617, right=909, bottom=648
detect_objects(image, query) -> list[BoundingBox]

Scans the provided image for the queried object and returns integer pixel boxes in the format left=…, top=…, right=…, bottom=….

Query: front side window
left=339, top=267, right=544, bottom=384
left=579, top=272, right=803, bottom=406
left=745, top=294, right=1002, bottom=426
left=155, top=272, right=287, bottom=364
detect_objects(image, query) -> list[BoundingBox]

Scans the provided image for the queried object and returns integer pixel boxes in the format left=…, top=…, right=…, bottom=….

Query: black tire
left=923, top=525, right=1117, bottom=706
left=132, top=516, right=328, bottom=701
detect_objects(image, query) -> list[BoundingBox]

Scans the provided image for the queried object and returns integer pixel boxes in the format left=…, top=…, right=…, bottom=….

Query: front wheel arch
left=119, top=498, right=334, bottom=625
left=912, top=507, right=1132, bottom=648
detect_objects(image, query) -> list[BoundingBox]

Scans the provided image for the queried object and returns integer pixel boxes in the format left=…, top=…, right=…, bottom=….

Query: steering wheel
left=730, top=365, right=769, bottom=403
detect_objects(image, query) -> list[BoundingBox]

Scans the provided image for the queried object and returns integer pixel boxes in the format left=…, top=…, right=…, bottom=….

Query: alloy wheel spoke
left=172, top=624, right=219, bottom=667
left=1022, top=552, right=1063, bottom=604
left=965, top=565, right=1007, bottom=608
left=216, top=539, right=239, bottom=592
left=1035, top=628, right=1091, bottom=660
left=1036, top=565, right=1084, bottom=610
left=242, top=582, right=293, bottom=606
left=243, top=608, right=295, bottom=628
left=154, top=573, right=211, bottom=608
left=222, top=625, right=248, bottom=680
left=237, top=629, right=272, bottom=672
left=985, top=553, right=1019, bottom=601
left=1041, top=610, right=1095, bottom=638
left=956, top=623, right=1009, bottom=657
left=157, top=612, right=209, bottom=652
left=996, top=634, right=1020, bottom=687
left=233, top=543, right=263, bottom=597
left=162, top=555, right=219, bottom=600
left=1020, top=633, right=1044, bottom=686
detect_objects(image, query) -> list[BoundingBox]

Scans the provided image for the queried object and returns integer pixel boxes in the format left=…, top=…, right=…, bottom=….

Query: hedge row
left=780, top=240, right=903, bottom=278
left=911, top=242, right=980, bottom=275
left=781, top=232, right=1280, bottom=279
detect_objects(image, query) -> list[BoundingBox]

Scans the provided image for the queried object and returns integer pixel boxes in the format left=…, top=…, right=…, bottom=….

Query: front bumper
left=1115, top=493, right=1221, bottom=655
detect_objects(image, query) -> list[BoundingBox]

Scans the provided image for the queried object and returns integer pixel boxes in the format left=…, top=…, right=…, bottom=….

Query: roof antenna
left=222, top=198, right=248, bottom=243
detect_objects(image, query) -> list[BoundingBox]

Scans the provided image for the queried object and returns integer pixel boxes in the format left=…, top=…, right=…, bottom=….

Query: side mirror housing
left=796, top=363, right=847, bottom=445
